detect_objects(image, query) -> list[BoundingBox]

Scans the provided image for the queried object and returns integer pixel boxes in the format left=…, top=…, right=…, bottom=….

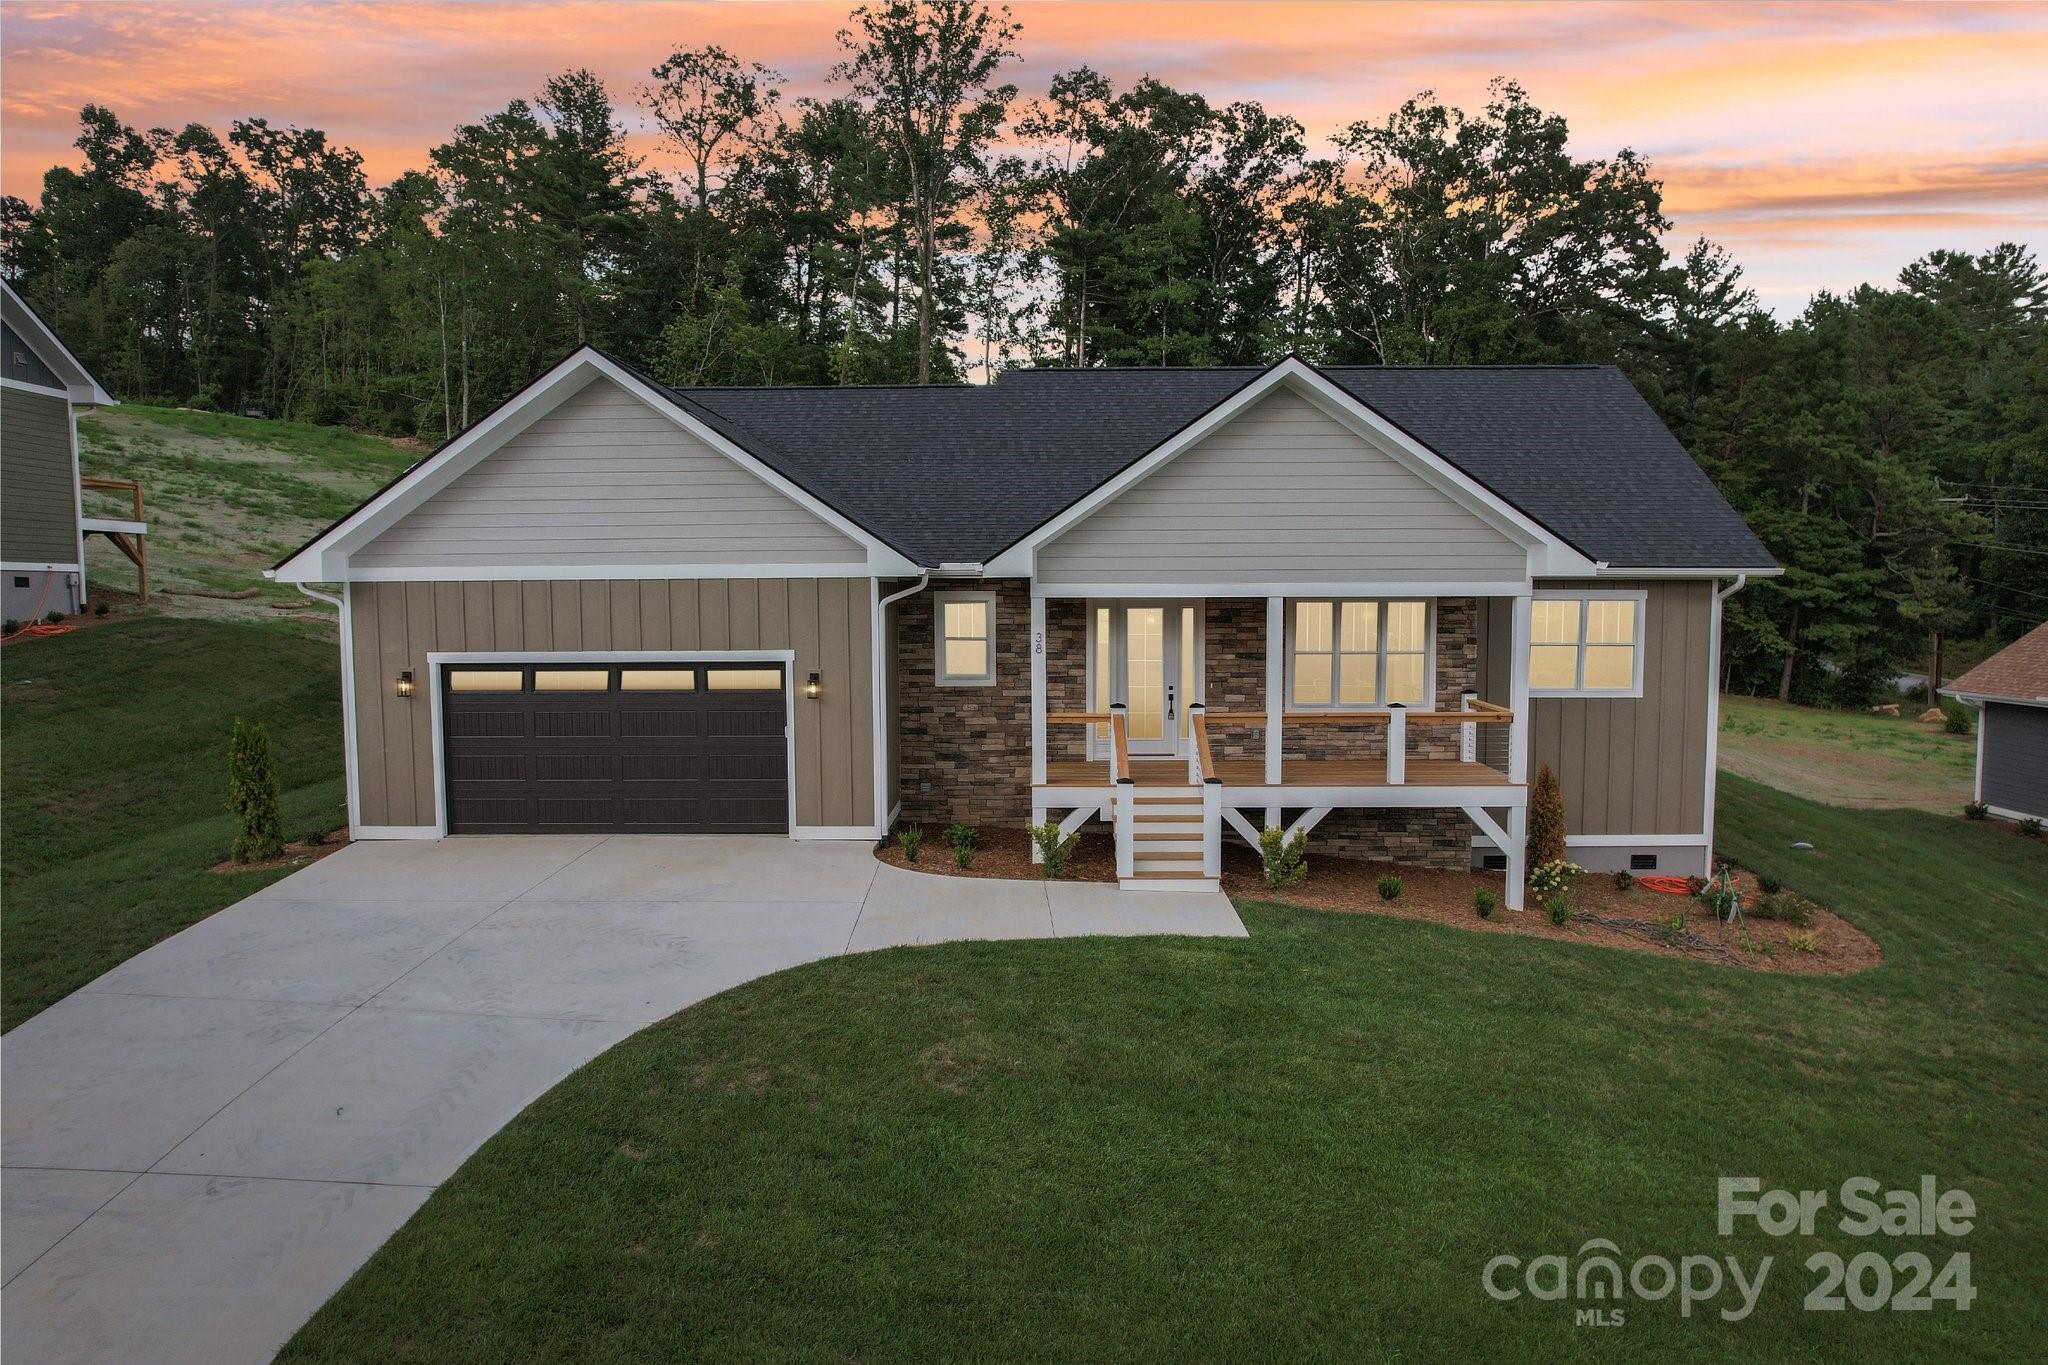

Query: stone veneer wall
left=896, top=586, right=1486, bottom=867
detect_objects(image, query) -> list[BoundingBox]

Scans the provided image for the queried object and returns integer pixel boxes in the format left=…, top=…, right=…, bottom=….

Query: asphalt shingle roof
left=675, top=363, right=1776, bottom=571
left=1945, top=621, right=2048, bottom=703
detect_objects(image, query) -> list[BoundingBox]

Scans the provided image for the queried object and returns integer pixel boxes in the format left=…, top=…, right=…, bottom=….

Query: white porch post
left=1030, top=593, right=1047, bottom=786
left=1386, top=705, right=1407, bottom=785
left=1264, top=594, right=1284, bottom=827
left=1508, top=593, right=1532, bottom=785
left=1505, top=805, right=1528, bottom=911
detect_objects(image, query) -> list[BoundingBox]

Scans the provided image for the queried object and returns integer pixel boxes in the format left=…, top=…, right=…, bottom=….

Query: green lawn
left=1717, top=694, right=1976, bottom=812
left=1, top=618, right=348, bottom=1030
left=284, top=777, right=2047, bottom=1362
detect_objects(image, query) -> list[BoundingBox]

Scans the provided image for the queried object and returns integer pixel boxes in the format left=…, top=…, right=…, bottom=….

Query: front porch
left=1025, top=592, right=1533, bottom=905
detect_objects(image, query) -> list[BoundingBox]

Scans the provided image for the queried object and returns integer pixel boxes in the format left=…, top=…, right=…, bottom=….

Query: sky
left=3, top=0, right=2044, bottom=317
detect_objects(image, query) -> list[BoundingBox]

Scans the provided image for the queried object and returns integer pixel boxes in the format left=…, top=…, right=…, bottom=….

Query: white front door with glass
left=1092, top=602, right=1201, bottom=757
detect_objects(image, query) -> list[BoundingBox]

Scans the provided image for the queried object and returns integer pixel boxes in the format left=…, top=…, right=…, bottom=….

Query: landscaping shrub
left=1527, top=763, right=1567, bottom=867
left=944, top=823, right=979, bottom=869
left=1964, top=801, right=1989, bottom=820
left=2, top=619, right=17, bottom=635
left=2020, top=818, right=2043, bottom=840
left=44, top=610, right=65, bottom=625
left=1750, top=890, right=1815, bottom=926
left=1472, top=888, right=1496, bottom=919
left=1546, top=894, right=1572, bottom=925
left=1527, top=859, right=1581, bottom=900
left=896, top=825, right=924, bottom=862
left=1612, top=869, right=1635, bottom=891
left=93, top=601, right=110, bottom=617
left=1786, top=930, right=1819, bottom=953
left=303, top=826, right=328, bottom=847
left=227, top=718, right=284, bottom=863
left=1757, top=872, right=1783, bottom=894
left=1258, top=827, right=1307, bottom=889
left=1940, top=700, right=1973, bottom=736
left=1027, top=822, right=1078, bottom=879
left=1376, top=874, right=1402, bottom=901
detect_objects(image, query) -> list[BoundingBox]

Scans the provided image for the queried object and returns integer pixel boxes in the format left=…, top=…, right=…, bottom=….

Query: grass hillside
left=1718, top=695, right=1976, bottom=812
left=75, top=403, right=419, bottom=623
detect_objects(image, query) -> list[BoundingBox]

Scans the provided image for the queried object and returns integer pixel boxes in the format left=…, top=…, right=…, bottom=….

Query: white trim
left=1, top=561, right=84, bottom=573
left=1943, top=689, right=2048, bottom=710
left=1986, top=803, right=2047, bottom=824
left=1281, top=597, right=1436, bottom=712
left=792, top=825, right=885, bottom=840
left=1527, top=589, right=1648, bottom=698
left=1264, top=596, right=1285, bottom=793
left=1032, top=579, right=1528, bottom=601
left=1030, top=594, right=1047, bottom=784
left=1508, top=595, right=1532, bottom=785
left=351, top=825, right=441, bottom=841
left=1472, top=832, right=1710, bottom=849
left=79, top=516, right=147, bottom=536
left=987, top=358, right=1594, bottom=577
left=1599, top=565, right=1784, bottom=579
left=342, top=563, right=879, bottom=583
left=933, top=590, right=998, bottom=687
left=1, top=282, right=116, bottom=405
left=69, top=394, right=87, bottom=602
left=1702, top=573, right=1748, bottom=870
left=306, top=583, right=364, bottom=836
left=271, top=349, right=918, bottom=583
left=0, top=375, right=69, bottom=397
left=424, top=648, right=799, bottom=838
left=875, top=572, right=928, bottom=830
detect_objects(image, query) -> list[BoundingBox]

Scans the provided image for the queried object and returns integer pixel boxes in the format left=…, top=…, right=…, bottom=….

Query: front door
left=1098, top=602, right=1201, bottom=757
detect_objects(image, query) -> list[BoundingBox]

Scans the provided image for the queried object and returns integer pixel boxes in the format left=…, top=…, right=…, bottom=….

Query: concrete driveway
left=2, top=835, right=1242, bottom=1364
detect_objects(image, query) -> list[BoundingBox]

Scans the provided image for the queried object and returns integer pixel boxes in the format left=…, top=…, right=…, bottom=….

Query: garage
left=440, top=662, right=789, bottom=834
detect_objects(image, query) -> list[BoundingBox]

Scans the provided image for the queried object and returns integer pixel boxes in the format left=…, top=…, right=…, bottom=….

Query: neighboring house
left=271, top=350, right=1778, bottom=906
left=1942, top=623, right=2048, bottom=824
left=1, top=282, right=131, bottom=621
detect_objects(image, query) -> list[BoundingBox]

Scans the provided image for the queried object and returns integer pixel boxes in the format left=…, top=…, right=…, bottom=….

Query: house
left=1942, top=622, right=2048, bottom=824
left=1, top=282, right=139, bottom=622
left=270, top=350, right=1778, bottom=907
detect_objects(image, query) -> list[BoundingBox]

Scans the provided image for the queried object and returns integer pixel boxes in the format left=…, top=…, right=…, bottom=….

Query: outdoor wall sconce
left=396, top=670, right=415, bottom=699
left=805, top=671, right=822, bottom=700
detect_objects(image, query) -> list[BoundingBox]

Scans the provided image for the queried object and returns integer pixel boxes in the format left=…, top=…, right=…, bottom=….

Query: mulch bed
left=876, top=825, right=1880, bottom=975
left=209, top=834, right=350, bottom=875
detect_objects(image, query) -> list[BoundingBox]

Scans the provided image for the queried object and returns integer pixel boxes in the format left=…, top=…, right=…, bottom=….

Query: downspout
left=1702, top=573, right=1749, bottom=874
left=296, top=581, right=361, bottom=836
left=871, top=570, right=931, bottom=837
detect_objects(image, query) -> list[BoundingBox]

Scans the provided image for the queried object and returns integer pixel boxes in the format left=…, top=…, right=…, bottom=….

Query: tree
left=1527, top=765, right=1566, bottom=868
left=643, top=45, right=783, bottom=212
left=834, top=0, right=1019, bottom=382
left=227, top=718, right=284, bottom=863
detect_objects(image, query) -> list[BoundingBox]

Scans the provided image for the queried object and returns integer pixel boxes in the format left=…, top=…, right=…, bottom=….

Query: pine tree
left=1527, top=764, right=1567, bottom=868
left=228, top=718, right=284, bottom=863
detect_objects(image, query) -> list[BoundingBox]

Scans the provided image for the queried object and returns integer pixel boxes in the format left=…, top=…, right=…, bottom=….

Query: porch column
left=1264, top=594, right=1284, bottom=827
left=1508, top=593, right=1532, bottom=785
left=1030, top=593, right=1048, bottom=786
left=1505, top=805, right=1528, bottom=911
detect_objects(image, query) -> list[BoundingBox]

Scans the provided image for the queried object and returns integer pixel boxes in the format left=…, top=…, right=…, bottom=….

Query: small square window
left=935, top=592, right=997, bottom=687
left=1528, top=594, right=1646, bottom=697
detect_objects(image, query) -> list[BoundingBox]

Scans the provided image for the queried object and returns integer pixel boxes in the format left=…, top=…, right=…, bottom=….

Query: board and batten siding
left=1, top=385, right=79, bottom=565
left=347, top=577, right=874, bottom=831
left=1034, top=388, right=1527, bottom=587
left=351, top=378, right=866, bottom=571
left=1981, top=701, right=2048, bottom=820
left=1478, top=579, right=1713, bottom=837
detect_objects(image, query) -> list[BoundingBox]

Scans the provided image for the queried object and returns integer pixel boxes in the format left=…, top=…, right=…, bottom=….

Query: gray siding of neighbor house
left=351, top=378, right=867, bottom=571
left=347, top=577, right=874, bottom=831
left=1035, top=387, right=1529, bottom=587
left=1477, top=579, right=1713, bottom=838
left=1, top=385, right=80, bottom=565
left=3, top=321, right=67, bottom=390
left=1981, top=701, right=2048, bottom=820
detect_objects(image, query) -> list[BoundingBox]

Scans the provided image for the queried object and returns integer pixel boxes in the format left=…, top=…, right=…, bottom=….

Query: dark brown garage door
left=441, top=663, right=787, bottom=834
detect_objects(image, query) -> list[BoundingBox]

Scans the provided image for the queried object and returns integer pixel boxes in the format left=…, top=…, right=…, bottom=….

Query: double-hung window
left=1290, top=599, right=1430, bottom=708
left=1528, top=592, right=1645, bottom=696
left=935, top=592, right=997, bottom=686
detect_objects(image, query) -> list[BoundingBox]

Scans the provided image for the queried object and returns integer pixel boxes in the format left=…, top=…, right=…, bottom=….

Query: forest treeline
left=3, top=1, right=2041, bottom=698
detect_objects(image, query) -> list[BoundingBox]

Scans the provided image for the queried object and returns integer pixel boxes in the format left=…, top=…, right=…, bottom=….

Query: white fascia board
left=1942, top=689, right=2048, bottom=709
left=345, top=562, right=877, bottom=583
left=1596, top=565, right=1785, bottom=579
left=1, top=283, right=116, bottom=406
left=1030, top=579, right=1529, bottom=600
left=272, top=349, right=917, bottom=583
left=986, top=357, right=1592, bottom=577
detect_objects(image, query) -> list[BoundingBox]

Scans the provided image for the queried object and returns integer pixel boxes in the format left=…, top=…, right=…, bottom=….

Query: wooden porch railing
left=1201, top=698, right=1514, bottom=786
left=79, top=476, right=149, bottom=600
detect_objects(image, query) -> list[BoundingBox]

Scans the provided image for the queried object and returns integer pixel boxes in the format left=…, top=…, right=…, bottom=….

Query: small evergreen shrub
left=1964, top=801, right=1989, bottom=820
left=896, top=824, right=924, bottom=862
left=1940, top=701, right=1973, bottom=736
left=1376, top=874, right=1402, bottom=901
left=94, top=600, right=110, bottom=617
left=1527, top=763, right=1567, bottom=868
left=1258, top=827, right=1308, bottom=889
left=227, top=718, right=284, bottom=863
left=943, top=823, right=979, bottom=868
left=2, top=619, right=18, bottom=635
left=1546, top=894, right=1572, bottom=925
left=1611, top=869, right=1635, bottom=891
left=44, top=610, right=65, bottom=625
left=2021, top=818, right=2043, bottom=840
left=1756, top=872, right=1783, bottom=894
left=1750, top=890, right=1814, bottom=926
left=303, top=826, right=328, bottom=847
left=1027, top=822, right=1079, bottom=879
left=1785, top=930, right=1819, bottom=953
left=1473, top=888, right=1497, bottom=919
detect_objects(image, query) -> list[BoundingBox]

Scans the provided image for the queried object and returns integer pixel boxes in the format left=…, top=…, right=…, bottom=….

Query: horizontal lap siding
left=351, top=379, right=866, bottom=569
left=1036, top=388, right=1526, bottom=586
left=1478, top=580, right=1712, bottom=837
left=348, top=578, right=874, bottom=830
left=1, top=387, right=78, bottom=564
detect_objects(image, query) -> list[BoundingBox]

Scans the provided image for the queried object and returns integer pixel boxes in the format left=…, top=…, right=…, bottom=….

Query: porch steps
left=1120, top=784, right=1215, bottom=888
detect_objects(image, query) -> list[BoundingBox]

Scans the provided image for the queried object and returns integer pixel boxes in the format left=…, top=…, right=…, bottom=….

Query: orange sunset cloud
left=3, top=0, right=2043, bottom=314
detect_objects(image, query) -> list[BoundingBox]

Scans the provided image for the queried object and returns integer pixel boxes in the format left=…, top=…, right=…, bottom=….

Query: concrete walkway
left=1, top=836, right=1242, bottom=1364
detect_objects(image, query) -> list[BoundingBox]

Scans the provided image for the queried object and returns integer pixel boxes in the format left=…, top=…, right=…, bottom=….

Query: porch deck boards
left=1041, top=757, right=1513, bottom=788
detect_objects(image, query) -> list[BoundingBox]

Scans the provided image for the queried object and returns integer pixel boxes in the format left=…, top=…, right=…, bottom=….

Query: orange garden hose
left=1636, top=874, right=1698, bottom=896
left=0, top=573, right=79, bottom=643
